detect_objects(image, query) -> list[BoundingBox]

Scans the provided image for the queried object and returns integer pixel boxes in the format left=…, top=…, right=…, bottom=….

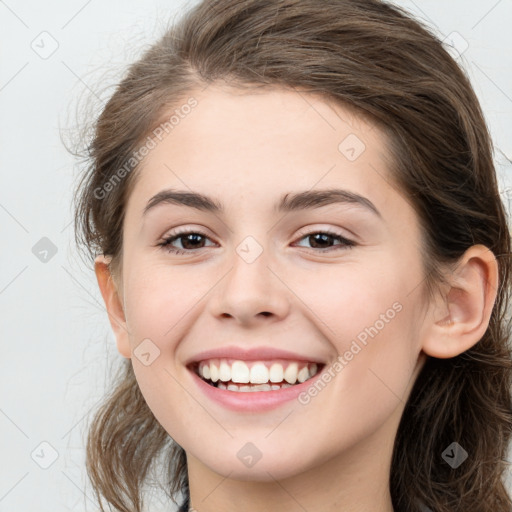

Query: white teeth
left=284, top=362, right=298, bottom=384
left=197, top=359, right=321, bottom=388
left=269, top=363, right=284, bottom=382
left=254, top=383, right=272, bottom=391
left=210, top=362, right=219, bottom=382
left=231, top=361, right=250, bottom=383
left=219, top=360, right=231, bottom=382
left=239, top=383, right=272, bottom=392
left=250, top=363, right=269, bottom=384
left=221, top=382, right=293, bottom=392
left=297, top=366, right=309, bottom=383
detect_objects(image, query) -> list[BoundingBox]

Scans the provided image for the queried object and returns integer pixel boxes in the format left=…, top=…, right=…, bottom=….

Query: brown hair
left=73, top=0, right=512, bottom=510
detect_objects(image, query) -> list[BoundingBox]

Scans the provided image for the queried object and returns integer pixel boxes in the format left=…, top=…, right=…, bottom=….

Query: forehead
left=126, top=84, right=403, bottom=222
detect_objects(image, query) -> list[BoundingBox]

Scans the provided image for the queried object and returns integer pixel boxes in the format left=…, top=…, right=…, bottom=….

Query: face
left=108, top=84, right=431, bottom=481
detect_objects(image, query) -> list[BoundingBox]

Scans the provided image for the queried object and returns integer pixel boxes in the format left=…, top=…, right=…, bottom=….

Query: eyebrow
left=143, top=188, right=382, bottom=218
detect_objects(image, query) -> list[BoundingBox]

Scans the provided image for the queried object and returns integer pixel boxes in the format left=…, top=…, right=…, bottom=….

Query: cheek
left=123, top=263, right=207, bottom=345
left=296, top=254, right=413, bottom=344
left=123, top=266, right=201, bottom=437
left=131, top=359, right=195, bottom=452
left=294, top=254, right=423, bottom=398
left=291, top=291, right=421, bottom=464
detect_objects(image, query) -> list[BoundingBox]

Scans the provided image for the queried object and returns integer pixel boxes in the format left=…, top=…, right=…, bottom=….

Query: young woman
left=73, top=1, right=512, bottom=510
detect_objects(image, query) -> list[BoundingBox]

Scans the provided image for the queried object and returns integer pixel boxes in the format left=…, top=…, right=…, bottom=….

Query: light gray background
left=1, top=1, right=511, bottom=510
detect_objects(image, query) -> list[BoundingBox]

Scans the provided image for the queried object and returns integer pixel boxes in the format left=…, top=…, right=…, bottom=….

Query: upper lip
left=185, top=346, right=326, bottom=366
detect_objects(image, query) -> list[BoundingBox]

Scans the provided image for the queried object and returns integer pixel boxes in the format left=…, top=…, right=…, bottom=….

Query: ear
left=94, top=254, right=131, bottom=358
left=421, top=244, right=499, bottom=359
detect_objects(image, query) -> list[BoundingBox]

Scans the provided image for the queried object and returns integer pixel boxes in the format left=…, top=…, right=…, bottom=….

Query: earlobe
left=421, top=244, right=498, bottom=359
left=94, top=254, right=132, bottom=359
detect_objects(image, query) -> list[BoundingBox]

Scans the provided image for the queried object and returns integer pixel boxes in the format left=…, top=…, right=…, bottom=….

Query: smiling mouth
left=189, top=359, right=324, bottom=392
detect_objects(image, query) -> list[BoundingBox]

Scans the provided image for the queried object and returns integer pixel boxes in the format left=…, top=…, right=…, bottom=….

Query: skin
left=94, top=84, right=498, bottom=512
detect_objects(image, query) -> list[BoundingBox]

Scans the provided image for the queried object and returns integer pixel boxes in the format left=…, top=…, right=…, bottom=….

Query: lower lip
left=188, top=366, right=325, bottom=412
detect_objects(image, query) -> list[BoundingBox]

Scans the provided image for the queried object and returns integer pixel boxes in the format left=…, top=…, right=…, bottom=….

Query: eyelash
left=157, top=227, right=356, bottom=255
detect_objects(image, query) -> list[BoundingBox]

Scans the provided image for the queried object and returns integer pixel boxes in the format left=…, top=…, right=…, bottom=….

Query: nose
left=209, top=242, right=291, bottom=326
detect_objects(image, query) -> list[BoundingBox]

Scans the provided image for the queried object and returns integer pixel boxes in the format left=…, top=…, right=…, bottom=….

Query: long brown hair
left=72, top=1, right=512, bottom=510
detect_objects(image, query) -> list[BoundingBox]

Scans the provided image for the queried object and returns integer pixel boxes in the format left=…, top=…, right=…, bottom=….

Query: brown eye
left=158, top=229, right=215, bottom=255
left=294, top=231, right=355, bottom=252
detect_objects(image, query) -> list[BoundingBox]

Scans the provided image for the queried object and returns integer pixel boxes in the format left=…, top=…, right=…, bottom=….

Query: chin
left=192, top=445, right=314, bottom=482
